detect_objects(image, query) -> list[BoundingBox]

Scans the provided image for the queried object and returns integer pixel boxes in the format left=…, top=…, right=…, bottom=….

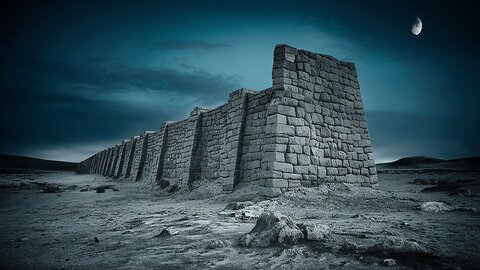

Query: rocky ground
left=0, top=168, right=479, bottom=269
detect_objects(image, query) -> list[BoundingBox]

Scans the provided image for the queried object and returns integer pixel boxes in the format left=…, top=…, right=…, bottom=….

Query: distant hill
left=0, top=154, right=78, bottom=172
left=377, top=156, right=479, bottom=170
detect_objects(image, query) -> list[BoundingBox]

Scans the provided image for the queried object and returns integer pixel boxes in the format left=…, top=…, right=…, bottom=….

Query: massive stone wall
left=77, top=44, right=377, bottom=196
left=256, top=45, right=377, bottom=196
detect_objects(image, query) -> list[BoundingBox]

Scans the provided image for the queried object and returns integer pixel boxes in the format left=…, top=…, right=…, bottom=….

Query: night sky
left=1, top=0, right=479, bottom=163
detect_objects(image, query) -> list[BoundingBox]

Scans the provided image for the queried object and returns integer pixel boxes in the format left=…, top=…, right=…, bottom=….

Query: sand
left=0, top=168, right=479, bottom=269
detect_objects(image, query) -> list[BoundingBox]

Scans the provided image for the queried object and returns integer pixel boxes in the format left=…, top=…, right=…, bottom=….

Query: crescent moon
left=411, top=17, right=422, bottom=36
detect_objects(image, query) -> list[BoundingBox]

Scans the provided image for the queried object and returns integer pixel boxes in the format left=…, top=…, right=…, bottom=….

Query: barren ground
left=0, top=169, right=479, bottom=269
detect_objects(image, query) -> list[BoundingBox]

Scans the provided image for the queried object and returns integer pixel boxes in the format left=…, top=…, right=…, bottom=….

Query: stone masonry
left=77, top=44, right=377, bottom=196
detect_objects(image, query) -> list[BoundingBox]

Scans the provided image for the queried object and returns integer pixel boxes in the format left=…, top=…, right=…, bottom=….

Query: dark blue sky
left=1, top=0, right=479, bottom=162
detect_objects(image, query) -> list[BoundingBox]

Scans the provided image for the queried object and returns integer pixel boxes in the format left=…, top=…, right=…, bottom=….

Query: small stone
left=419, top=201, right=453, bottom=212
left=382, top=258, right=396, bottom=266
left=156, top=227, right=178, bottom=237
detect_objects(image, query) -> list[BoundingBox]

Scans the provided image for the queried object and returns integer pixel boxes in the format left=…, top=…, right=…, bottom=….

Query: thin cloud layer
left=154, top=39, right=232, bottom=51
left=0, top=58, right=240, bottom=161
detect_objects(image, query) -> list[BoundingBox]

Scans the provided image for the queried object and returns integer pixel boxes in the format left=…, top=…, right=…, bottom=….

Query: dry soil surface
left=0, top=169, right=479, bottom=269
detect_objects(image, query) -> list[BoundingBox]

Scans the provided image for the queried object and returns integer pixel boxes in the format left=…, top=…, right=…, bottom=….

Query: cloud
left=1, top=58, right=240, bottom=104
left=0, top=57, right=241, bottom=161
left=154, top=39, right=232, bottom=51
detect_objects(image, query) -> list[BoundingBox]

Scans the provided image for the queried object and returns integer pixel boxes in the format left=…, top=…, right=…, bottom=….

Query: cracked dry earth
left=0, top=169, right=479, bottom=269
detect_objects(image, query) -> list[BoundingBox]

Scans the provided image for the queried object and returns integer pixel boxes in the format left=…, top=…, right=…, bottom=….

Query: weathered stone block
left=317, top=167, right=327, bottom=177
left=297, top=154, right=310, bottom=166
left=277, top=105, right=296, bottom=117
left=285, top=153, right=298, bottom=165
left=296, top=126, right=310, bottom=137
left=272, top=162, right=293, bottom=173
left=288, top=145, right=303, bottom=154
left=293, top=166, right=309, bottom=174
left=263, top=152, right=285, bottom=162
left=283, top=173, right=302, bottom=180
left=287, top=117, right=304, bottom=126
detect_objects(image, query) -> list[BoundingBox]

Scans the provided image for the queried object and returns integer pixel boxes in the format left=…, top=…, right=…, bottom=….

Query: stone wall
left=113, top=140, right=128, bottom=178
left=255, top=44, right=377, bottom=196
left=119, top=137, right=137, bottom=180
left=77, top=44, right=377, bottom=196
left=127, top=132, right=152, bottom=181
left=160, top=114, right=199, bottom=189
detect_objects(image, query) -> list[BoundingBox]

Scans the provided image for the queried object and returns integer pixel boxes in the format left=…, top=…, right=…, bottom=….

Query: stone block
left=296, top=126, right=310, bottom=137
left=293, top=166, right=309, bottom=174
left=287, top=117, right=304, bottom=126
left=272, top=162, right=293, bottom=173
left=288, top=180, right=301, bottom=188
left=297, top=154, right=310, bottom=166
left=263, top=152, right=285, bottom=162
left=283, top=173, right=302, bottom=180
left=288, top=145, right=303, bottom=154
left=272, top=68, right=290, bottom=78
left=296, top=107, right=305, bottom=118
left=326, top=167, right=339, bottom=175
left=317, top=167, right=327, bottom=177
left=285, top=153, right=298, bottom=165
left=267, top=114, right=287, bottom=125
left=277, top=105, right=296, bottom=116
left=276, top=124, right=296, bottom=135
left=262, top=144, right=287, bottom=152
left=285, top=53, right=295, bottom=62
left=289, top=137, right=305, bottom=145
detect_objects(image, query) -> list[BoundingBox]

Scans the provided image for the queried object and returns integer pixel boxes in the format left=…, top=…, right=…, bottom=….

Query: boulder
left=297, top=223, right=331, bottom=241
left=419, top=201, right=453, bottom=212
left=370, top=236, right=428, bottom=256
left=240, top=211, right=304, bottom=247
